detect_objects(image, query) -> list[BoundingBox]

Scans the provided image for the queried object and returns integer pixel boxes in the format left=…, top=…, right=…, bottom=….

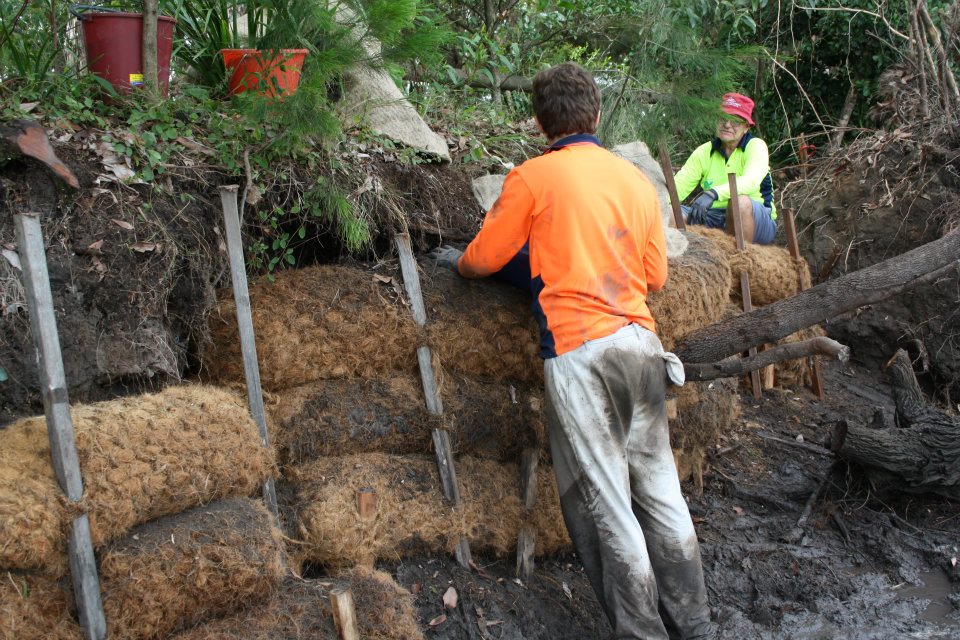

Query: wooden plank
left=658, top=145, right=686, bottom=230
left=727, top=174, right=763, bottom=400
left=417, top=345, right=444, bottom=415
left=218, top=186, right=278, bottom=515
left=395, top=232, right=427, bottom=326
left=784, top=210, right=825, bottom=399
left=516, top=526, right=536, bottom=581
left=15, top=213, right=107, bottom=640
left=330, top=585, right=360, bottom=640
left=356, top=487, right=378, bottom=520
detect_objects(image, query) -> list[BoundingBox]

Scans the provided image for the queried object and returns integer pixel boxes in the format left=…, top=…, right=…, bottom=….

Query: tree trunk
left=142, top=0, right=159, bottom=97
left=830, top=350, right=960, bottom=500
left=830, top=85, right=857, bottom=151
left=676, top=230, right=960, bottom=364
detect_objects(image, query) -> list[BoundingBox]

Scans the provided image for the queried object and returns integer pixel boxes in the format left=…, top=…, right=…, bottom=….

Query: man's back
left=460, top=138, right=668, bottom=357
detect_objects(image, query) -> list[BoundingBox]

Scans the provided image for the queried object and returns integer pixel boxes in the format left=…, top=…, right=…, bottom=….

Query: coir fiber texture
left=266, top=373, right=545, bottom=466
left=0, top=385, right=274, bottom=574
left=171, top=568, right=423, bottom=640
left=688, top=226, right=812, bottom=306
left=289, top=453, right=569, bottom=569
left=98, top=497, right=286, bottom=639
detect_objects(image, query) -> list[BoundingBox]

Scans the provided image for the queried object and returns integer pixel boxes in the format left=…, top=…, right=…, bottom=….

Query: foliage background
left=1, top=0, right=957, bottom=261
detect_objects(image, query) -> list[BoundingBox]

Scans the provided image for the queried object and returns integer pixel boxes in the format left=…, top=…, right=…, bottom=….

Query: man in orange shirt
left=431, top=63, right=713, bottom=639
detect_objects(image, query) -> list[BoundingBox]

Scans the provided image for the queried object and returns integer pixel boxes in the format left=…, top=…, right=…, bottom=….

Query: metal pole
left=15, top=212, right=106, bottom=640
left=218, top=186, right=278, bottom=515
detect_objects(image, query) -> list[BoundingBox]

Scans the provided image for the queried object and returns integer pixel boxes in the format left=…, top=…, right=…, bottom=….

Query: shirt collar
left=545, top=133, right=602, bottom=153
left=711, top=131, right=753, bottom=158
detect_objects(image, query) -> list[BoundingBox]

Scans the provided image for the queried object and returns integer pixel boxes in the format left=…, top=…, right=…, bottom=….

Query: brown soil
left=0, top=144, right=225, bottom=425
left=783, top=127, right=960, bottom=405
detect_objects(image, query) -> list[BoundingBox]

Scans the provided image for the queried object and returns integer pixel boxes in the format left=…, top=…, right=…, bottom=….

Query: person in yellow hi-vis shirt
left=674, top=93, right=778, bottom=244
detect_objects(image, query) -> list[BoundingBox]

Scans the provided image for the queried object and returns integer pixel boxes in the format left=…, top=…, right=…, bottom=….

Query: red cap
left=720, top=92, right=755, bottom=125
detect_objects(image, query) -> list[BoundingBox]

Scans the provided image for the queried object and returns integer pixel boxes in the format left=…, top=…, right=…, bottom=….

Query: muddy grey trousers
left=544, top=324, right=713, bottom=640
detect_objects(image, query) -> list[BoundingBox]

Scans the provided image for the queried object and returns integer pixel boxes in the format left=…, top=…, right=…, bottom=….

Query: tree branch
left=796, top=5, right=909, bottom=40
left=684, top=337, right=849, bottom=382
left=677, top=230, right=960, bottom=364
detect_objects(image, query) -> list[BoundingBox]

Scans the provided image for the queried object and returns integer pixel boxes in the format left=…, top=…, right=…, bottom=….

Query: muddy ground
left=377, top=360, right=960, bottom=639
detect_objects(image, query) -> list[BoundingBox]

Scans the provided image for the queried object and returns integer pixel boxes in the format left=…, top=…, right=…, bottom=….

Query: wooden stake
left=394, top=233, right=472, bottom=568
left=395, top=232, right=427, bottom=326
left=520, top=448, right=538, bottom=511
left=797, top=134, right=809, bottom=179
left=416, top=345, right=444, bottom=415
left=727, top=174, right=762, bottom=400
left=784, top=210, right=825, bottom=400
left=15, top=213, right=107, bottom=640
left=516, top=448, right=539, bottom=579
left=357, top=487, right=378, bottom=520
left=762, top=352, right=776, bottom=389
left=516, top=527, right=536, bottom=581
left=830, top=86, right=857, bottom=152
left=219, top=186, right=278, bottom=516
left=658, top=145, right=686, bottom=230
left=330, top=585, right=360, bottom=640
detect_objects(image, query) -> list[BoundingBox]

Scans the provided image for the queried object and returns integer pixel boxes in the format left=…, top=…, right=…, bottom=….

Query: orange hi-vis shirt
left=457, top=135, right=668, bottom=358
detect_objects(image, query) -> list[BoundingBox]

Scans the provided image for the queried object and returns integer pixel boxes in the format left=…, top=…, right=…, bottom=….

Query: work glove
left=428, top=245, right=463, bottom=271
left=687, top=189, right=718, bottom=225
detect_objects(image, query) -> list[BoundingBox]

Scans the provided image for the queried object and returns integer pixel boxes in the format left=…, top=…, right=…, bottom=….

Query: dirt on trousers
left=367, top=359, right=960, bottom=640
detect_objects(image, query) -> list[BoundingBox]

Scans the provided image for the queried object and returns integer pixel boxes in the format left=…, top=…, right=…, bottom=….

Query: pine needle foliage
left=595, top=2, right=758, bottom=154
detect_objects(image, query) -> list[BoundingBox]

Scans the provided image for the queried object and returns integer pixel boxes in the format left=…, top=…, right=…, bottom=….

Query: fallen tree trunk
left=830, top=350, right=960, bottom=500
left=677, top=230, right=960, bottom=364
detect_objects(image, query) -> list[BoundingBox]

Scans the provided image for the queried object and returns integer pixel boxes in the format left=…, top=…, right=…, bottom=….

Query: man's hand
left=428, top=245, right=463, bottom=271
left=687, top=189, right=718, bottom=225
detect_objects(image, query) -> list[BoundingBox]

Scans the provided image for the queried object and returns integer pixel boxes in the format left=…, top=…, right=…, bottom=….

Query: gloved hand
left=428, top=245, right=463, bottom=271
left=687, top=189, right=718, bottom=225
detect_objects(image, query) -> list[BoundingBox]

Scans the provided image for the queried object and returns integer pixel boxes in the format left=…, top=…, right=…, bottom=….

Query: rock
left=471, top=174, right=506, bottom=211
left=611, top=141, right=672, bottom=229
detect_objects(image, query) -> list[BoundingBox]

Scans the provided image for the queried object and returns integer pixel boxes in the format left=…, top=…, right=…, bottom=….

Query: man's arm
left=672, top=143, right=710, bottom=202
left=711, top=137, right=769, bottom=201
left=458, top=170, right=536, bottom=279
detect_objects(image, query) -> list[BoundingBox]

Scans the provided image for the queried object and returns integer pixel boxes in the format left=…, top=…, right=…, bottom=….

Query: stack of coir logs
left=199, top=230, right=760, bottom=575
left=0, top=386, right=283, bottom=639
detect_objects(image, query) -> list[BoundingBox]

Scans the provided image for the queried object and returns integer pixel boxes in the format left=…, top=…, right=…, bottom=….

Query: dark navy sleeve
left=491, top=243, right=532, bottom=295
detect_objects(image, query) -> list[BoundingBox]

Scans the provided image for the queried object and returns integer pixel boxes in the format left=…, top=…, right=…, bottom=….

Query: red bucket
left=74, top=7, right=176, bottom=97
left=221, top=49, right=308, bottom=97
